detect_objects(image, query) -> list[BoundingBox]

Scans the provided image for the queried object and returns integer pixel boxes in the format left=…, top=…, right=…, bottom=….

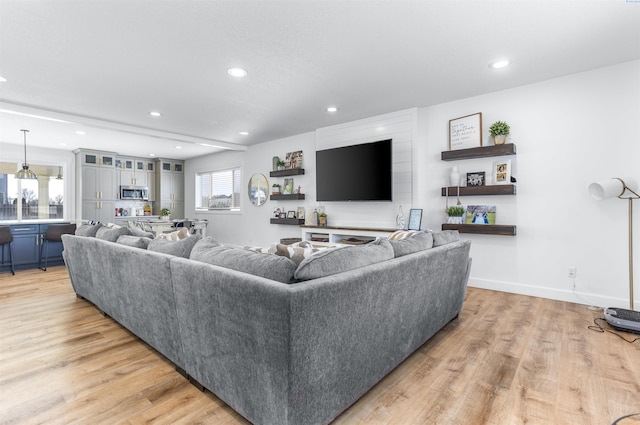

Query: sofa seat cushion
left=116, top=235, right=152, bottom=249
left=190, top=239, right=297, bottom=283
left=148, top=234, right=202, bottom=258
left=96, top=226, right=132, bottom=242
left=75, top=223, right=104, bottom=237
left=388, top=231, right=433, bottom=257
left=294, top=238, right=394, bottom=281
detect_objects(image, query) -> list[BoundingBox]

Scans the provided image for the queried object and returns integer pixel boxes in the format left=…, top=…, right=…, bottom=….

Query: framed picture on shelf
left=465, top=205, right=496, bottom=225
left=467, top=172, right=485, bottom=186
left=408, top=209, right=423, bottom=230
left=287, top=210, right=296, bottom=219
left=273, top=207, right=281, bottom=218
left=493, top=159, right=511, bottom=185
left=296, top=207, right=305, bottom=220
left=285, top=150, right=303, bottom=169
left=279, top=212, right=286, bottom=219
left=449, top=112, right=482, bottom=151
left=283, top=178, right=294, bottom=194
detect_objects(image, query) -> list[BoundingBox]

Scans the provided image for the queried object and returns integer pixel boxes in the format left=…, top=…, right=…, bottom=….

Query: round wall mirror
left=248, top=173, right=269, bottom=206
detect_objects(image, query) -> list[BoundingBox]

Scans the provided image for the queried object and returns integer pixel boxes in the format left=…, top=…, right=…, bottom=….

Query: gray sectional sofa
left=62, top=229, right=471, bottom=425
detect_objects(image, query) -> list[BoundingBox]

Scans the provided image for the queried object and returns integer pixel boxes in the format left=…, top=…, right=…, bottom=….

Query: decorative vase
left=449, top=166, right=461, bottom=187
left=319, top=216, right=327, bottom=226
left=494, top=134, right=507, bottom=145
left=161, top=215, right=170, bottom=222
left=396, top=205, right=405, bottom=230
left=272, top=156, right=280, bottom=171
left=447, top=216, right=463, bottom=224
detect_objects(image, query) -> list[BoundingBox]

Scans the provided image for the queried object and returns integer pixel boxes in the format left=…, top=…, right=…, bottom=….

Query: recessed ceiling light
left=58, top=142, right=68, bottom=146
left=175, top=146, right=182, bottom=149
left=489, top=60, right=510, bottom=69
left=227, top=67, right=248, bottom=78
left=0, top=76, right=7, bottom=82
left=76, top=130, right=86, bottom=135
left=149, top=153, right=156, bottom=157
left=326, top=106, right=338, bottom=113
left=149, top=111, right=162, bottom=117
left=239, top=131, right=250, bottom=136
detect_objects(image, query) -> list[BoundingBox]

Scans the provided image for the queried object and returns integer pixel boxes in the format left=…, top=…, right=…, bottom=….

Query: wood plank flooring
left=1, top=266, right=639, bottom=424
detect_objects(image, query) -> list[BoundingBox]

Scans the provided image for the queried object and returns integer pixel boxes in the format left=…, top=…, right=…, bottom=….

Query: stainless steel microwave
left=120, top=186, right=149, bottom=201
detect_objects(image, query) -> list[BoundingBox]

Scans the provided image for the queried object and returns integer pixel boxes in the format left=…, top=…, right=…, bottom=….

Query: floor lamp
left=589, top=177, right=639, bottom=311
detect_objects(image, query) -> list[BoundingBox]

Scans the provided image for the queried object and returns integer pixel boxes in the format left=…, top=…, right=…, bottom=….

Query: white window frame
left=195, top=167, right=242, bottom=212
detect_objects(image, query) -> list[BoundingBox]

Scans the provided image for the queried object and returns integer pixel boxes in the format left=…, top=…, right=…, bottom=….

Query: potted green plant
left=447, top=206, right=465, bottom=224
left=160, top=207, right=171, bottom=221
left=318, top=212, right=328, bottom=226
left=489, top=121, right=510, bottom=145
left=277, top=159, right=286, bottom=171
left=272, top=183, right=281, bottom=194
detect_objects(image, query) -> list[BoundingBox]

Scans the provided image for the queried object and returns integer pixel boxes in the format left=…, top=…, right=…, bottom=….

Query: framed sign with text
left=449, top=112, right=482, bottom=151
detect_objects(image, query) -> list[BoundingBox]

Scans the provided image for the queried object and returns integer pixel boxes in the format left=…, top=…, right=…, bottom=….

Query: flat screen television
left=316, top=139, right=392, bottom=202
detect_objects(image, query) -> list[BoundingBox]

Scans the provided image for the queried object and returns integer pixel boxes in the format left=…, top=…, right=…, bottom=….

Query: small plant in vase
left=277, top=160, right=286, bottom=171
left=272, top=183, right=281, bottom=194
left=318, top=212, right=328, bottom=227
left=160, top=208, right=171, bottom=221
left=489, top=121, right=510, bottom=145
left=447, top=206, right=465, bottom=224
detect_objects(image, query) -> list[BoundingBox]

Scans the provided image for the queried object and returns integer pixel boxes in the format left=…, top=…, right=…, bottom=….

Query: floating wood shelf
left=442, top=223, right=517, bottom=236
left=441, top=184, right=516, bottom=196
left=270, top=218, right=306, bottom=225
left=441, top=143, right=516, bottom=161
left=270, top=194, right=305, bottom=200
left=269, top=168, right=305, bottom=177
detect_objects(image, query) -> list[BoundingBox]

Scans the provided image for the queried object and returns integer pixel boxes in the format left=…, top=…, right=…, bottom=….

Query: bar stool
left=0, top=226, right=15, bottom=275
left=39, top=223, right=77, bottom=271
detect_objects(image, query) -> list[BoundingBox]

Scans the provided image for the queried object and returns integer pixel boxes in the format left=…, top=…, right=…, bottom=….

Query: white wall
left=185, top=132, right=316, bottom=246
left=185, top=59, right=640, bottom=308
left=417, top=60, right=640, bottom=308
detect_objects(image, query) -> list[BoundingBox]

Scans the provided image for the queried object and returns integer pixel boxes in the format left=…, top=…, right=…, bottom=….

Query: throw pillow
left=191, top=244, right=297, bottom=284
left=75, top=223, right=104, bottom=237
left=294, top=238, right=394, bottom=281
left=128, top=225, right=155, bottom=239
left=388, top=230, right=422, bottom=240
left=432, top=230, right=460, bottom=247
left=116, top=235, right=152, bottom=249
left=155, top=227, right=191, bottom=241
left=388, top=231, right=434, bottom=257
left=96, top=226, right=132, bottom=242
left=273, top=241, right=320, bottom=266
left=147, top=234, right=202, bottom=258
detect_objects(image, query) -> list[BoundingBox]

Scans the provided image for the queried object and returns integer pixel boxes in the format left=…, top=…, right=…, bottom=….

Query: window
left=0, top=162, right=66, bottom=221
left=196, top=167, right=241, bottom=211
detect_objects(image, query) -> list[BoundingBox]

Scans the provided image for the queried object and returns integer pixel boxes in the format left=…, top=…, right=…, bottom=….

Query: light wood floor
left=1, top=267, right=639, bottom=425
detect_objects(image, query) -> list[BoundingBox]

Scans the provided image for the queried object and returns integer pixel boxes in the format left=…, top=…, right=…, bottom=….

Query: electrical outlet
left=568, top=266, right=577, bottom=278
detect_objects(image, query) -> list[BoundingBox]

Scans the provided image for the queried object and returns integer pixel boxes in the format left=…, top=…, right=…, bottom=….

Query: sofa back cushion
left=294, top=238, right=394, bottom=281
left=190, top=242, right=297, bottom=283
left=388, top=231, right=433, bottom=257
left=147, top=234, right=202, bottom=258
left=128, top=225, right=155, bottom=239
left=96, top=226, right=132, bottom=242
left=432, top=230, right=460, bottom=247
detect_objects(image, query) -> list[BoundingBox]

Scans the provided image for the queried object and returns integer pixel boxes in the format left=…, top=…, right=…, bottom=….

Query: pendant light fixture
left=56, top=166, right=63, bottom=180
left=15, top=129, right=38, bottom=180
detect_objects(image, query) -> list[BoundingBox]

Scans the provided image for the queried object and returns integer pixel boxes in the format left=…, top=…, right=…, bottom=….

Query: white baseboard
left=468, top=277, right=634, bottom=310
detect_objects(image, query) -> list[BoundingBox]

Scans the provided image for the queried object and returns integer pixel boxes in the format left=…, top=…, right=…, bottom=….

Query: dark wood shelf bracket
left=441, top=223, right=517, bottom=236
left=441, top=143, right=516, bottom=161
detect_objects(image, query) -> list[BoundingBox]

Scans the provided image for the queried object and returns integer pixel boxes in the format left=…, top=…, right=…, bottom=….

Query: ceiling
left=1, top=0, right=639, bottom=160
